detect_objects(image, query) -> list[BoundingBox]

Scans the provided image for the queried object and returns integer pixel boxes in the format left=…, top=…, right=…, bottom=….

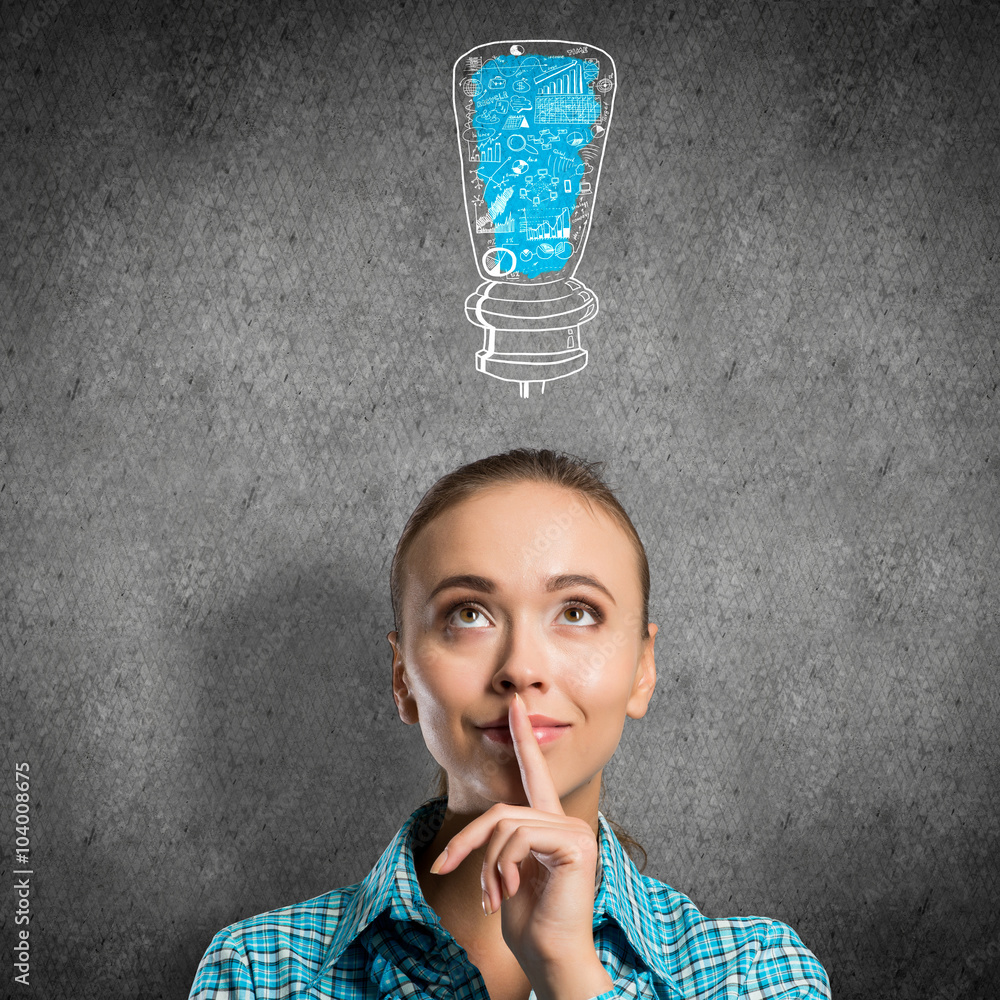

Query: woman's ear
left=388, top=630, right=419, bottom=725
left=625, top=622, right=657, bottom=720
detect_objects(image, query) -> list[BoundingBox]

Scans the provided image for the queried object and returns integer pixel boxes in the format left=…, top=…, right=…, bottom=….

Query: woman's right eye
left=448, top=605, right=491, bottom=629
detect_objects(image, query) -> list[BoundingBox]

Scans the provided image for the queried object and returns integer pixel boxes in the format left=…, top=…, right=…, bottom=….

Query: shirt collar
left=317, top=795, right=672, bottom=983
left=317, top=796, right=449, bottom=978
left=591, top=809, right=676, bottom=983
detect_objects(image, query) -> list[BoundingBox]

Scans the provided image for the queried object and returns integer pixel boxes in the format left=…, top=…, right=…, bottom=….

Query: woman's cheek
left=427, top=652, right=481, bottom=701
left=561, top=635, right=623, bottom=688
left=408, top=644, right=459, bottom=701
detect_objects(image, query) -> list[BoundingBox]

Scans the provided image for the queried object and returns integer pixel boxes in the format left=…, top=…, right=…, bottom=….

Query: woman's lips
left=478, top=713, right=569, bottom=728
left=479, top=725, right=570, bottom=745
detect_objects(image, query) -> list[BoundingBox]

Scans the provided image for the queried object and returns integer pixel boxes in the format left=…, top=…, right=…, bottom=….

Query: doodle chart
left=455, top=42, right=615, bottom=283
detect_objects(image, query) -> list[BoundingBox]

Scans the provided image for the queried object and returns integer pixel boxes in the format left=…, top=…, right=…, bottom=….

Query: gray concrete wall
left=2, top=1, right=997, bottom=997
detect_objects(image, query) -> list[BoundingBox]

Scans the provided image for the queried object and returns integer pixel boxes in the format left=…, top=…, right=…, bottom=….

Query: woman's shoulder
left=635, top=867, right=812, bottom=941
left=602, top=819, right=815, bottom=956
left=189, top=881, right=364, bottom=1000
left=191, top=803, right=436, bottom=999
left=632, top=870, right=772, bottom=928
left=622, top=871, right=830, bottom=995
left=227, top=880, right=358, bottom=933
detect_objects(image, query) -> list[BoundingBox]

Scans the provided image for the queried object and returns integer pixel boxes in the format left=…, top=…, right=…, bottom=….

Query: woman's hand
left=428, top=693, right=613, bottom=1000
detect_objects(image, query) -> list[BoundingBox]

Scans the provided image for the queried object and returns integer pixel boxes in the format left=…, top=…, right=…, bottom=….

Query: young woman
left=190, top=449, right=831, bottom=1000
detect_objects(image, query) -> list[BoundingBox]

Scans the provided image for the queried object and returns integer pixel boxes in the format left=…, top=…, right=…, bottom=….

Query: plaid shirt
left=190, top=796, right=830, bottom=999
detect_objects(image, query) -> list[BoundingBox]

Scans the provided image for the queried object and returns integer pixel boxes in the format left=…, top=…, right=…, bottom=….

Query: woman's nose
left=491, top=619, right=551, bottom=690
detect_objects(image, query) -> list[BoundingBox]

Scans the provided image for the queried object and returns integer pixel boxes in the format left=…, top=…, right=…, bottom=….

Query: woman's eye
left=559, top=605, right=597, bottom=626
left=449, top=606, right=491, bottom=628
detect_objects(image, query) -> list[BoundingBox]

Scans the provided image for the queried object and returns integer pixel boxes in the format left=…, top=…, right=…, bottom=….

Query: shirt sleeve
left=738, top=919, right=831, bottom=1000
left=188, top=927, right=257, bottom=1000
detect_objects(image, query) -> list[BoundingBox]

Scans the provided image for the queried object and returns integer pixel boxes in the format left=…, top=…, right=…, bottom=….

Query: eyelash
left=443, top=596, right=605, bottom=627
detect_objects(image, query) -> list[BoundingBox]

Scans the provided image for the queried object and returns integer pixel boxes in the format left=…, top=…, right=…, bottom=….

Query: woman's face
left=389, top=481, right=657, bottom=814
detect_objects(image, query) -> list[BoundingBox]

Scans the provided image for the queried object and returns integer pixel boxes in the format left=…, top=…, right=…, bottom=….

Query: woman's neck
left=413, top=776, right=602, bottom=944
left=415, top=820, right=498, bottom=944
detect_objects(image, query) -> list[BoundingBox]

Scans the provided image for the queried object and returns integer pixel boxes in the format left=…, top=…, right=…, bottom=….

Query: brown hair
left=392, top=448, right=650, bottom=872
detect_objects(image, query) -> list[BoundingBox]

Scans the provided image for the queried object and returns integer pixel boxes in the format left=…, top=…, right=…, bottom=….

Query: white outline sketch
left=453, top=40, right=617, bottom=398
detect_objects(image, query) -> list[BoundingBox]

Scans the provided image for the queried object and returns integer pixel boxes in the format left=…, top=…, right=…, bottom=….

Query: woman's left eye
left=558, top=604, right=598, bottom=626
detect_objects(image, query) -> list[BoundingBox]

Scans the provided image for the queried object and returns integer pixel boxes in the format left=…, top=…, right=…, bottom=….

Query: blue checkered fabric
left=189, top=796, right=830, bottom=999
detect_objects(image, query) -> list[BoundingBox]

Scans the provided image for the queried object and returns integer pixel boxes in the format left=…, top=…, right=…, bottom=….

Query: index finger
left=509, top=692, right=564, bottom=815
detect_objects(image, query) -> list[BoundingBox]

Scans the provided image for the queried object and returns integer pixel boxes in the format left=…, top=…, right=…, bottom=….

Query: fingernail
left=429, top=848, right=448, bottom=875
left=482, top=889, right=493, bottom=916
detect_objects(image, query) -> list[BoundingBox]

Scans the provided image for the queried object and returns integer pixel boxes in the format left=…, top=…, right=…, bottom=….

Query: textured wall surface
left=2, top=1, right=998, bottom=998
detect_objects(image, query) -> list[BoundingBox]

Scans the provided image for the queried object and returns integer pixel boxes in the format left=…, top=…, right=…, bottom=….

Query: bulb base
left=466, top=278, right=598, bottom=397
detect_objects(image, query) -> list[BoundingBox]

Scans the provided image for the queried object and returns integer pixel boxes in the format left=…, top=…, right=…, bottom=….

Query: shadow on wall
left=173, top=558, right=419, bottom=991
left=742, top=771, right=999, bottom=999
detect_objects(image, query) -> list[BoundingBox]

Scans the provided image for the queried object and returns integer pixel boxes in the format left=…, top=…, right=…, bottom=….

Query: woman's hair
left=392, top=448, right=650, bottom=872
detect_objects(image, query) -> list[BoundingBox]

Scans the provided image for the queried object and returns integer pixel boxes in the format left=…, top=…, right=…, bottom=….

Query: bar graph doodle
left=453, top=40, right=617, bottom=398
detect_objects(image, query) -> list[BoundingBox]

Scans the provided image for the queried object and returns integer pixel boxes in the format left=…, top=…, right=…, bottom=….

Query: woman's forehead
left=406, top=481, right=636, bottom=579
left=428, top=480, right=601, bottom=532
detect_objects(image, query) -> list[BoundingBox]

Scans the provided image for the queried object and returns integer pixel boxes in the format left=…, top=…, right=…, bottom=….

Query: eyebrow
left=427, top=573, right=616, bottom=605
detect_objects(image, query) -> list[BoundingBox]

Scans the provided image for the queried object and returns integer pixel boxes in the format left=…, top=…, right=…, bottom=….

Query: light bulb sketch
left=453, top=40, right=617, bottom=398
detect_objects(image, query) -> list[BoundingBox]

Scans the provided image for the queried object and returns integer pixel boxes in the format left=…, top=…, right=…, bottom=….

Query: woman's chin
left=447, top=776, right=532, bottom=811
